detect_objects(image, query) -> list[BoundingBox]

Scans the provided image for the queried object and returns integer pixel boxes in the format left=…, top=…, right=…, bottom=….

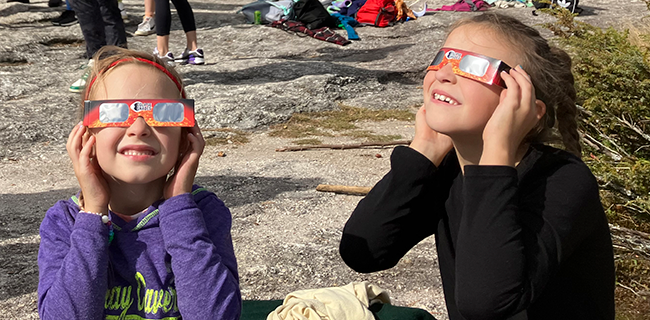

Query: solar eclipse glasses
left=83, top=99, right=195, bottom=128
left=427, top=48, right=511, bottom=87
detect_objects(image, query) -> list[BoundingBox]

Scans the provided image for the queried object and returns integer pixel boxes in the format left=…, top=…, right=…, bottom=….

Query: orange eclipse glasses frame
left=83, top=99, right=195, bottom=128
left=427, top=48, right=512, bottom=88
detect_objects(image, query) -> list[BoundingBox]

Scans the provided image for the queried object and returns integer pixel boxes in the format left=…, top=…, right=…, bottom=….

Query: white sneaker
left=135, top=16, right=156, bottom=36
left=175, top=48, right=205, bottom=65
left=153, top=47, right=175, bottom=67
left=69, top=60, right=94, bottom=93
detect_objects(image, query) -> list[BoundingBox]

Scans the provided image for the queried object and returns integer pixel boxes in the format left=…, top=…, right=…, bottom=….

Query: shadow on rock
left=0, top=188, right=77, bottom=241
left=279, top=44, right=415, bottom=63
left=195, top=174, right=322, bottom=209
left=183, top=61, right=420, bottom=86
left=0, top=242, right=39, bottom=301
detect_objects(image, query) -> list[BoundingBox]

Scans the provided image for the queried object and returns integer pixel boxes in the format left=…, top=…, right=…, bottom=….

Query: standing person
left=135, top=0, right=156, bottom=36
left=68, top=0, right=127, bottom=93
left=153, top=0, right=204, bottom=66
left=38, top=47, right=241, bottom=319
left=339, top=13, right=615, bottom=320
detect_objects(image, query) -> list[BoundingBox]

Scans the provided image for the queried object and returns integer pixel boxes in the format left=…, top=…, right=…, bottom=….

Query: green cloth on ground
left=241, top=300, right=436, bottom=320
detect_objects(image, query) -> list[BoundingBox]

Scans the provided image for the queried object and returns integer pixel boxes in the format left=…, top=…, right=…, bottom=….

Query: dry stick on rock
left=316, top=184, right=372, bottom=196
left=276, top=140, right=412, bottom=152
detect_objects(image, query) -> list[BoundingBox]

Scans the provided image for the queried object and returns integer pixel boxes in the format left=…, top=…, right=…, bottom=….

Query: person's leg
left=185, top=30, right=197, bottom=51
left=69, top=0, right=106, bottom=59
left=98, top=0, right=127, bottom=49
left=156, top=35, right=170, bottom=56
left=145, top=0, right=155, bottom=17
left=154, top=0, right=172, bottom=55
left=169, top=0, right=203, bottom=64
left=169, top=0, right=197, bottom=50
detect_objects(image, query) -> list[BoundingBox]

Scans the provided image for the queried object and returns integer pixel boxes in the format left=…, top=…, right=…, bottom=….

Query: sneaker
left=134, top=16, right=156, bottom=36
left=118, top=1, right=129, bottom=22
left=48, top=0, right=62, bottom=7
left=69, top=60, right=94, bottom=93
left=153, top=47, right=175, bottom=67
left=52, top=10, right=78, bottom=26
left=175, top=48, right=205, bottom=65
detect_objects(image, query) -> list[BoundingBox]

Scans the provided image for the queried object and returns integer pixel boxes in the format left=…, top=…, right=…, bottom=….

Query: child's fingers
left=509, top=67, right=534, bottom=106
left=79, top=135, right=95, bottom=166
left=66, top=122, right=81, bottom=148
left=187, top=131, right=205, bottom=156
left=513, top=65, right=532, bottom=82
left=499, top=71, right=521, bottom=108
left=66, top=123, right=86, bottom=161
left=187, top=125, right=205, bottom=153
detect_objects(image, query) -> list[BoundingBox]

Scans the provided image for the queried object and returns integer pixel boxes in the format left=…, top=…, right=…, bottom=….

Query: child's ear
left=535, top=99, right=546, bottom=121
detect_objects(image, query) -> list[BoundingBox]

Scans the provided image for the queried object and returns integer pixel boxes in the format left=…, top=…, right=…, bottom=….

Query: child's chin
left=113, top=174, right=166, bottom=185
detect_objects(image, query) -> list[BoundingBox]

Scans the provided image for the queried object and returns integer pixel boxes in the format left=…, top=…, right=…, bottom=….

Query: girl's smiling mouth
left=431, top=90, right=460, bottom=106
left=118, top=145, right=157, bottom=160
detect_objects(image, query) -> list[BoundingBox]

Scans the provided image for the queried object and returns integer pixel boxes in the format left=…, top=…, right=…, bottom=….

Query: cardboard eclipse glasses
left=83, top=99, right=195, bottom=128
left=427, top=48, right=512, bottom=87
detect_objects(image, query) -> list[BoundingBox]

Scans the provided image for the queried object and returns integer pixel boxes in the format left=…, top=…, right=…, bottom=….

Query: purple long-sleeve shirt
left=37, top=185, right=241, bottom=320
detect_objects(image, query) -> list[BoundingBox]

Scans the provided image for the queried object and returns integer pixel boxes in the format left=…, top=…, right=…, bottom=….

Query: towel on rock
left=267, top=281, right=391, bottom=320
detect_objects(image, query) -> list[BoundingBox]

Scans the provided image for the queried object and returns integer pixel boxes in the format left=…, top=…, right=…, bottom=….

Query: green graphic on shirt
left=104, top=272, right=179, bottom=319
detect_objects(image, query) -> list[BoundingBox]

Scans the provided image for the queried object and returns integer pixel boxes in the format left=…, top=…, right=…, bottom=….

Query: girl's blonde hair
left=449, top=13, right=581, bottom=156
left=81, top=46, right=185, bottom=106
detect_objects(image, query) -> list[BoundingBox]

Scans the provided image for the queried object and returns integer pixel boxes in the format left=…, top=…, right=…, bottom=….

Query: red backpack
left=356, top=0, right=396, bottom=27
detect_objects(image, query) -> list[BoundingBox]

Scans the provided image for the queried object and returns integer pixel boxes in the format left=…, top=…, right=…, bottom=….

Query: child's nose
left=126, top=117, right=152, bottom=137
left=435, top=63, right=457, bottom=84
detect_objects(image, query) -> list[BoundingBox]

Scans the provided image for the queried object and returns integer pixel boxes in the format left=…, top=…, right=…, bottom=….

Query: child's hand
left=409, top=105, right=454, bottom=166
left=164, top=124, right=205, bottom=199
left=480, top=66, right=546, bottom=167
left=66, top=122, right=110, bottom=214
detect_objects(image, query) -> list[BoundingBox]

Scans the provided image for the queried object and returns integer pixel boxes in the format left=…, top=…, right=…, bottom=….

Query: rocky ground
left=0, top=0, right=648, bottom=318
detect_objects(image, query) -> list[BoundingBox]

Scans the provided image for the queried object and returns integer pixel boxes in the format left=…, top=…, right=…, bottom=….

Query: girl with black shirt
left=339, top=13, right=615, bottom=320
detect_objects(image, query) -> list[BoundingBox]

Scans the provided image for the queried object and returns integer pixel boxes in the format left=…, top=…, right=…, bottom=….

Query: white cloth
left=267, top=281, right=391, bottom=320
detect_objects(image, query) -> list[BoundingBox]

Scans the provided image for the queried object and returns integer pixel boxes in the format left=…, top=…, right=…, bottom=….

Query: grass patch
left=292, top=138, right=323, bottom=145
left=343, top=130, right=403, bottom=142
left=269, top=105, right=415, bottom=142
left=203, top=128, right=250, bottom=146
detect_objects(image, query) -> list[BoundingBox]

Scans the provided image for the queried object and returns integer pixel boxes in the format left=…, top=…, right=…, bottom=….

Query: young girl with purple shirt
left=38, top=47, right=240, bottom=320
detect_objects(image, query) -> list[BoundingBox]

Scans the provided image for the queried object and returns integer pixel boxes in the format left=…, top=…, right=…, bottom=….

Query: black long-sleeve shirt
left=340, top=145, right=615, bottom=320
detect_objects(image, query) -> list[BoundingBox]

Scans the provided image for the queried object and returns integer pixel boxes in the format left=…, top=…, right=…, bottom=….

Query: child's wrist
left=82, top=205, right=109, bottom=216
left=479, top=145, right=515, bottom=167
left=409, top=140, right=447, bottom=166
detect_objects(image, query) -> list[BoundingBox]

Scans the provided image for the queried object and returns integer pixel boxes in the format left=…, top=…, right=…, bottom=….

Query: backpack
left=356, top=0, right=397, bottom=27
left=533, top=0, right=581, bottom=14
left=239, top=0, right=297, bottom=24
left=291, top=0, right=340, bottom=29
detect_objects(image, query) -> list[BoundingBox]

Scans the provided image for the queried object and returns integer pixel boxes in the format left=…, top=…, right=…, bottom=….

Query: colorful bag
left=291, top=0, right=340, bottom=29
left=239, top=0, right=297, bottom=24
left=355, top=0, right=396, bottom=27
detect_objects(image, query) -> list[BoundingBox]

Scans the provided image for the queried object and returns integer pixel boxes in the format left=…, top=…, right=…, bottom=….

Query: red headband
left=84, top=57, right=187, bottom=100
